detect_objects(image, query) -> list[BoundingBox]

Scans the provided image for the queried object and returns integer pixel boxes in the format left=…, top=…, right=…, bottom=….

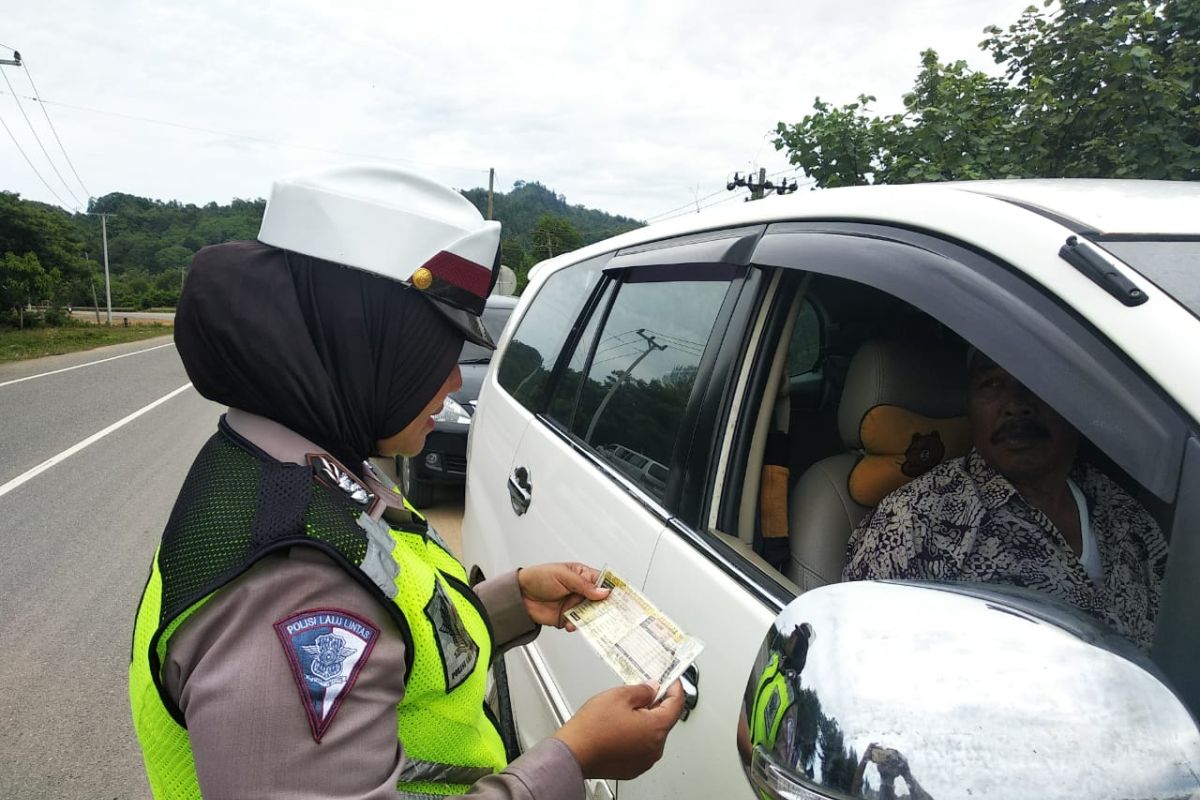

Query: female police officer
left=129, top=165, right=685, bottom=798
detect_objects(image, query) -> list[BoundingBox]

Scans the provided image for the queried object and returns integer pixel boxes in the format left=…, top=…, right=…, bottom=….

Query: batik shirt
left=843, top=449, right=1168, bottom=650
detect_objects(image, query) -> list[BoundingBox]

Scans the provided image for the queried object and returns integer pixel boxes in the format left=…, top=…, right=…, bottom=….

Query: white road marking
left=0, top=382, right=193, bottom=500
left=0, top=341, right=176, bottom=389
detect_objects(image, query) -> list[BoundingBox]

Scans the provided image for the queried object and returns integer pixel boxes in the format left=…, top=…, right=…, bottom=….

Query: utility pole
left=486, top=167, right=495, bottom=221
left=88, top=212, right=115, bottom=324
left=0, top=50, right=19, bottom=66
left=726, top=170, right=799, bottom=201
left=85, top=251, right=101, bottom=324
left=585, top=330, right=667, bottom=443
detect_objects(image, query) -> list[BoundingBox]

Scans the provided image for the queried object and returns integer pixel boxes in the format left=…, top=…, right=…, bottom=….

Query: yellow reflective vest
left=129, top=428, right=505, bottom=798
left=750, top=652, right=794, bottom=752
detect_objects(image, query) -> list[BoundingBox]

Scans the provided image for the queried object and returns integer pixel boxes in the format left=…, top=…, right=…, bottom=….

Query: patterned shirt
left=843, top=449, right=1169, bottom=650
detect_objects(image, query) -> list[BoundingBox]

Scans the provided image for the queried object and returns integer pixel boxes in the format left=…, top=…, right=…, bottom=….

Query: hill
left=0, top=180, right=644, bottom=315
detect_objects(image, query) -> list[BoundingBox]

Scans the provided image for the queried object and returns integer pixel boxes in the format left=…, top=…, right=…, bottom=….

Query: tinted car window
left=496, top=257, right=605, bottom=410
left=546, top=281, right=613, bottom=425
left=557, top=276, right=732, bottom=502
left=460, top=305, right=516, bottom=363
left=786, top=298, right=821, bottom=376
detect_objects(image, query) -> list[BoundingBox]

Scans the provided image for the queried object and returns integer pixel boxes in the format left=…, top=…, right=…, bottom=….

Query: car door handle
left=679, top=664, right=699, bottom=722
left=508, top=466, right=532, bottom=516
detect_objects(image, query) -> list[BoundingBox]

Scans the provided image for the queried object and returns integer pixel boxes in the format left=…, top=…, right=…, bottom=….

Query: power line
left=0, top=67, right=82, bottom=208
left=0, top=89, right=491, bottom=177
left=644, top=185, right=729, bottom=224
left=0, top=109, right=71, bottom=207
left=21, top=58, right=90, bottom=199
left=652, top=188, right=749, bottom=225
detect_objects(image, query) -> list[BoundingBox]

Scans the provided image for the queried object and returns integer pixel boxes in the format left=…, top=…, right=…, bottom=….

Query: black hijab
left=175, top=240, right=463, bottom=473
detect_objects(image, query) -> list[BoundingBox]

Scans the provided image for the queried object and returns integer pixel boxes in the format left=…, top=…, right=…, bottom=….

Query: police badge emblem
left=424, top=579, right=479, bottom=692
left=274, top=608, right=380, bottom=742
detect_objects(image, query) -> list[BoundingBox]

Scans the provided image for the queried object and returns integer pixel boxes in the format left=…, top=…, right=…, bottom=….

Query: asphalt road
left=0, top=337, right=218, bottom=799
left=0, top=337, right=465, bottom=798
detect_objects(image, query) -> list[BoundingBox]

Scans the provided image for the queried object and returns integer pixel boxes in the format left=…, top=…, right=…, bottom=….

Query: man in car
left=842, top=350, right=1169, bottom=650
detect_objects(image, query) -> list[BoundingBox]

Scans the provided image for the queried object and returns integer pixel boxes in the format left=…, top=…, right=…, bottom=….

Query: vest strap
left=398, top=757, right=496, bottom=787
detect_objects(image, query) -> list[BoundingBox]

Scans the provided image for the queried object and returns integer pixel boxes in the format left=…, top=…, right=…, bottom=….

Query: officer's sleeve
left=472, top=570, right=540, bottom=653
left=163, top=547, right=583, bottom=800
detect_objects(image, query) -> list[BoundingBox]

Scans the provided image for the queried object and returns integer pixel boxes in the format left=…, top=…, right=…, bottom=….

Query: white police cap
left=258, top=164, right=501, bottom=347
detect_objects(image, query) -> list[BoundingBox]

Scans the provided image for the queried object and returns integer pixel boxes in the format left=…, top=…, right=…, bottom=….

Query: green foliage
left=0, top=251, right=50, bottom=329
left=1, top=176, right=638, bottom=319
left=462, top=179, right=641, bottom=255
left=530, top=214, right=584, bottom=263
left=773, top=0, right=1200, bottom=186
left=0, top=323, right=170, bottom=363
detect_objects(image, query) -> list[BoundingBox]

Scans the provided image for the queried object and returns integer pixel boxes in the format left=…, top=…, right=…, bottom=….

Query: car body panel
left=618, top=530, right=779, bottom=799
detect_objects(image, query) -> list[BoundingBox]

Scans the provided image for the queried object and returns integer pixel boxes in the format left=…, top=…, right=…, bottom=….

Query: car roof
left=951, top=179, right=1200, bottom=234
left=533, top=180, right=1200, bottom=274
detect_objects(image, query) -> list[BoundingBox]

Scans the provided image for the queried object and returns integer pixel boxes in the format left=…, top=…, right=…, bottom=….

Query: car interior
left=726, top=271, right=1172, bottom=597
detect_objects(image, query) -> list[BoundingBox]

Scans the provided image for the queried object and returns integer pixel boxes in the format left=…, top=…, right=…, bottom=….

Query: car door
left=465, top=229, right=764, bottom=794
left=630, top=220, right=1200, bottom=798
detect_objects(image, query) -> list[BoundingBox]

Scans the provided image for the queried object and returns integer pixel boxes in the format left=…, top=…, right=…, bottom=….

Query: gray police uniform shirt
left=162, top=409, right=584, bottom=799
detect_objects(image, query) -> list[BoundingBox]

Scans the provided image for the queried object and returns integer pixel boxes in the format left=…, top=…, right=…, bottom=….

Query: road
left=0, top=338, right=464, bottom=799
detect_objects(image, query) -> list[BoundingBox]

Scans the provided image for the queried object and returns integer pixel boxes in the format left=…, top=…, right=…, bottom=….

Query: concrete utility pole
left=726, top=169, right=799, bottom=201
left=84, top=252, right=101, bottom=324
left=585, top=330, right=668, bottom=443
left=88, top=212, right=115, bottom=324
left=486, top=167, right=495, bottom=221
left=752, top=167, right=767, bottom=200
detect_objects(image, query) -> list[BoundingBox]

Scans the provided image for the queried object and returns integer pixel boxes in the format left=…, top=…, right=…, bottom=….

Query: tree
left=530, top=214, right=583, bottom=262
left=1, top=251, right=50, bottom=329
left=773, top=0, right=1200, bottom=186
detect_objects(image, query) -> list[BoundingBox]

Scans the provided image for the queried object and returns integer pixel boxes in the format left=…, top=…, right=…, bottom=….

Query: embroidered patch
left=424, top=579, right=479, bottom=692
left=274, top=608, right=380, bottom=742
left=763, top=687, right=781, bottom=738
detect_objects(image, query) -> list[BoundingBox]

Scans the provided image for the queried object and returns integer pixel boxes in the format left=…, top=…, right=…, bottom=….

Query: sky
left=2, top=0, right=1036, bottom=225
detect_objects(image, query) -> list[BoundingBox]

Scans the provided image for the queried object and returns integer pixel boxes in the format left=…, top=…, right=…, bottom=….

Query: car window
left=551, top=275, right=732, bottom=503
left=786, top=298, right=821, bottom=376
left=459, top=304, right=516, bottom=363
left=546, top=281, right=613, bottom=425
left=496, top=257, right=605, bottom=410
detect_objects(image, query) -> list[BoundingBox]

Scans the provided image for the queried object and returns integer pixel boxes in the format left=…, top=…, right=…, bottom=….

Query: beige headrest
left=837, top=339, right=967, bottom=448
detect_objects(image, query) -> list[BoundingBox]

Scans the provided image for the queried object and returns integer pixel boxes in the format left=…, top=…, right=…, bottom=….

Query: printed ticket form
left=564, top=569, right=704, bottom=703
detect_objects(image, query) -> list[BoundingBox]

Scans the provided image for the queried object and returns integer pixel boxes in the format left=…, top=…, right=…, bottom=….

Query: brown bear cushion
left=848, top=405, right=971, bottom=507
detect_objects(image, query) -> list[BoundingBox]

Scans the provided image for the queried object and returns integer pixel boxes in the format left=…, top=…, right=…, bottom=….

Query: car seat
left=785, top=339, right=968, bottom=590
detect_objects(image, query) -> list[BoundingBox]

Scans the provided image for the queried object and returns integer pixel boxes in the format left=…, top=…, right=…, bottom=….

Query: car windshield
left=459, top=304, right=515, bottom=363
left=1098, top=239, right=1200, bottom=319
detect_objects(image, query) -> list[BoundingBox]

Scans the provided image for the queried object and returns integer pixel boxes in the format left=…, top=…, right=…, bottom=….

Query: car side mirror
left=738, top=581, right=1200, bottom=800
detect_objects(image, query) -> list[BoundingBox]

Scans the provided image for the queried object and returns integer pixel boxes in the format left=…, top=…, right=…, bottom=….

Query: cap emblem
left=412, top=267, right=433, bottom=291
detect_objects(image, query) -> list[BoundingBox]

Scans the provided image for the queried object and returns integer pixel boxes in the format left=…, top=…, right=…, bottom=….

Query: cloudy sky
left=3, top=0, right=1035, bottom=224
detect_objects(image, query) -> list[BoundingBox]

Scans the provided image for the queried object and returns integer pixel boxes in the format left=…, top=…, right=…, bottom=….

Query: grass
left=0, top=324, right=173, bottom=363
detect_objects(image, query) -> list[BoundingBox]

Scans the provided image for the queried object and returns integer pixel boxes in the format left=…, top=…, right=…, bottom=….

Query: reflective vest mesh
left=129, top=430, right=505, bottom=798
left=751, top=652, right=791, bottom=751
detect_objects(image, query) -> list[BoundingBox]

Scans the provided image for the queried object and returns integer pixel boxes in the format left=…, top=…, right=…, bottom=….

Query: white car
left=462, top=180, right=1200, bottom=799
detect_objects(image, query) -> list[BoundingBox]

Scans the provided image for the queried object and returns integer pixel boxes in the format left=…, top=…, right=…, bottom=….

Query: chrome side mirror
left=738, top=581, right=1200, bottom=800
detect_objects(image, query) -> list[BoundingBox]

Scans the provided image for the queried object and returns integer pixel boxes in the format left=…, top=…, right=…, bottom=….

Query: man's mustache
left=992, top=417, right=1050, bottom=443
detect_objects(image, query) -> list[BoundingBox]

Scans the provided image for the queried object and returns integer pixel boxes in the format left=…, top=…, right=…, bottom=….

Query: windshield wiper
left=459, top=358, right=492, bottom=365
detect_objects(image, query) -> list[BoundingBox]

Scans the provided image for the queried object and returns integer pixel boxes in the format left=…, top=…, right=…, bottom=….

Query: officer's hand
left=553, top=681, right=686, bottom=780
left=517, top=562, right=609, bottom=630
